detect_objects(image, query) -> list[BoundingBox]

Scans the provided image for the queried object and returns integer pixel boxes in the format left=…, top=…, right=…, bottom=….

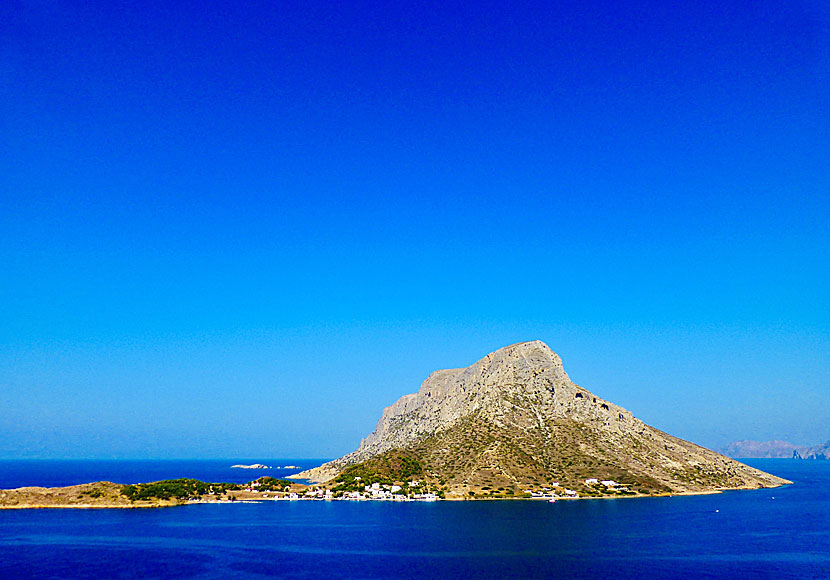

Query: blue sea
left=1, top=459, right=828, bottom=579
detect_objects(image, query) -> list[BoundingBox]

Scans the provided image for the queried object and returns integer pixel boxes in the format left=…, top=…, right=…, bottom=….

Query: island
left=290, top=341, right=791, bottom=499
left=1, top=342, right=792, bottom=508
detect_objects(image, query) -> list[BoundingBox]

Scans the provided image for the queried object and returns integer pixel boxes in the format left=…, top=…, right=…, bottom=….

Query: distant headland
left=721, top=439, right=830, bottom=460
left=0, top=478, right=305, bottom=509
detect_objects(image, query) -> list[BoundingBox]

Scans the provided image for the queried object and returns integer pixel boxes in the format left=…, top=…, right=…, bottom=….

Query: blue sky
left=1, top=0, right=828, bottom=458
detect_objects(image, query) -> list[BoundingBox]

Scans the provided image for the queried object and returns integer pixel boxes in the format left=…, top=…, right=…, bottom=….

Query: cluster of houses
left=236, top=475, right=632, bottom=502
left=241, top=478, right=440, bottom=501
left=336, top=480, right=439, bottom=501
left=584, top=478, right=630, bottom=492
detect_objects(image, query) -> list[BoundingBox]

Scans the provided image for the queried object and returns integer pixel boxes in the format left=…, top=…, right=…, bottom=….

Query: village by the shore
left=0, top=474, right=667, bottom=509
left=242, top=476, right=640, bottom=503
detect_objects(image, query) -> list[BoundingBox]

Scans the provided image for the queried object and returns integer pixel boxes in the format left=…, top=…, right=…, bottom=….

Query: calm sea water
left=1, top=459, right=828, bottom=579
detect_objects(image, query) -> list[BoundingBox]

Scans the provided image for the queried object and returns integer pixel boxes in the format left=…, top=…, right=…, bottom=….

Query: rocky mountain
left=720, top=440, right=806, bottom=459
left=292, top=341, right=790, bottom=498
left=800, top=441, right=830, bottom=460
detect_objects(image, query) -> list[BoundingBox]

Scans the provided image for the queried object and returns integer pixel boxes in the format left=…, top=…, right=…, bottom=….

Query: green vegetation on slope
left=331, top=451, right=424, bottom=492
left=120, top=479, right=241, bottom=502
left=252, top=477, right=294, bottom=491
left=334, top=414, right=680, bottom=498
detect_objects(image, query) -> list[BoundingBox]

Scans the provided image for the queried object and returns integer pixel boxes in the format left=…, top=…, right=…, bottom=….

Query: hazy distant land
left=721, top=440, right=830, bottom=459
left=0, top=478, right=306, bottom=509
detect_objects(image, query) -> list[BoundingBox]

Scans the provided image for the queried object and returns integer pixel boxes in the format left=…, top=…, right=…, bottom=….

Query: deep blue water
left=1, top=459, right=828, bottom=579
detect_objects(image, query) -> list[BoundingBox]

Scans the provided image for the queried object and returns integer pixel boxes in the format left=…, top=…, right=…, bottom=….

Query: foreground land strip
left=0, top=473, right=786, bottom=509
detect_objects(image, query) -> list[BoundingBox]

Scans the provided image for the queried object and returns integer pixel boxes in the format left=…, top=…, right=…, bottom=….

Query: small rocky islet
left=1, top=341, right=791, bottom=508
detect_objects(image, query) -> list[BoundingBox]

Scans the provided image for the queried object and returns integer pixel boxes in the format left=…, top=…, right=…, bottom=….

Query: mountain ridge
left=720, top=440, right=806, bottom=459
left=720, top=440, right=830, bottom=459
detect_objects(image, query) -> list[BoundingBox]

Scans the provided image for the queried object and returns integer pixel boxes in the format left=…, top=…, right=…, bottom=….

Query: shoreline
left=0, top=481, right=790, bottom=509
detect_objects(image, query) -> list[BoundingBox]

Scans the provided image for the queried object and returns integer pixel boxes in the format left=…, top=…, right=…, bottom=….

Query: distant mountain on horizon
left=721, top=440, right=830, bottom=459
left=799, top=441, right=830, bottom=460
left=292, top=341, right=789, bottom=498
left=720, top=440, right=805, bottom=459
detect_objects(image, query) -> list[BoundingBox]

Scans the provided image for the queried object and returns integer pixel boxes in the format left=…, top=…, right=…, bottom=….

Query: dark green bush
left=121, top=479, right=240, bottom=501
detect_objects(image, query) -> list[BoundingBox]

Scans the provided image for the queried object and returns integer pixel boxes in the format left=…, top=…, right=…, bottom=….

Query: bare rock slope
left=293, top=341, right=790, bottom=496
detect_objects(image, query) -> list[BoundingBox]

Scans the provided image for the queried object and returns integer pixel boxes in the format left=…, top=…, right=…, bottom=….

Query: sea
left=1, top=459, right=828, bottom=579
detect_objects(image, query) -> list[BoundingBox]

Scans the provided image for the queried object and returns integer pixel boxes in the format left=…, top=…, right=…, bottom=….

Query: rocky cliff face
left=293, top=341, right=790, bottom=495
left=801, top=441, right=830, bottom=460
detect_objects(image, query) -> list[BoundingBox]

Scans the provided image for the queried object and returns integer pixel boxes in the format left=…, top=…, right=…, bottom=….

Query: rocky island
left=2, top=341, right=791, bottom=507
left=291, top=341, right=790, bottom=499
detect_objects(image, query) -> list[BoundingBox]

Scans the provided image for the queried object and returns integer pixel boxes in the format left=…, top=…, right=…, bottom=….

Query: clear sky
left=1, top=0, right=828, bottom=459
